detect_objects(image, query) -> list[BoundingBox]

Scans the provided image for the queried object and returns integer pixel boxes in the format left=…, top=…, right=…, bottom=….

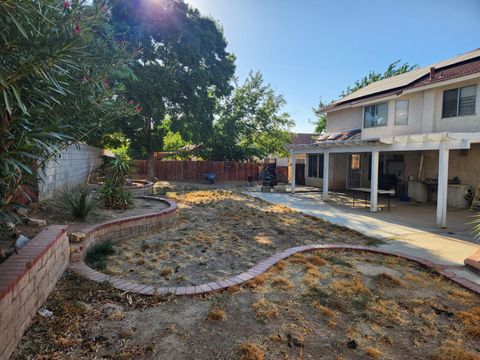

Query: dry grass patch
left=238, top=342, right=265, bottom=360
left=311, top=301, right=336, bottom=318
left=159, top=267, right=173, bottom=278
left=271, top=277, right=293, bottom=290
left=458, top=307, right=480, bottom=338
left=288, top=253, right=309, bottom=265
left=365, top=347, right=383, bottom=359
left=244, top=273, right=271, bottom=290
left=373, top=272, right=404, bottom=288
left=206, top=308, right=226, bottom=323
left=252, top=298, right=279, bottom=320
left=429, top=341, right=480, bottom=360
left=330, top=278, right=369, bottom=296
left=308, top=255, right=327, bottom=266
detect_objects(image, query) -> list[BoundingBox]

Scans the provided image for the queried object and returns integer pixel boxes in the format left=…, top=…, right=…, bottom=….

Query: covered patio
left=289, top=132, right=480, bottom=228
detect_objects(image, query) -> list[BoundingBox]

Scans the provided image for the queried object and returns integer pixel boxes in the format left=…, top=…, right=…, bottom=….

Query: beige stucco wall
left=325, top=76, right=480, bottom=138
left=325, top=107, right=362, bottom=132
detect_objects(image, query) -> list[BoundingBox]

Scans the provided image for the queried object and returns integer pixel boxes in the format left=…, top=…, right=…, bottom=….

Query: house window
left=364, top=102, right=388, bottom=128
left=350, top=154, right=361, bottom=170
left=395, top=100, right=409, bottom=125
left=442, top=85, right=476, bottom=118
left=307, top=154, right=324, bottom=178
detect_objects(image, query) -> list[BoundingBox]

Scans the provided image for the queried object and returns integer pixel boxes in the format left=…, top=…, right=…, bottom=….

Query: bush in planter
left=101, top=178, right=133, bottom=210
left=53, top=185, right=97, bottom=221
left=100, top=154, right=133, bottom=210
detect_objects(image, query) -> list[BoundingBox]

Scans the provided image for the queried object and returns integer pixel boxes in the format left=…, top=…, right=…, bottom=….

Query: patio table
left=350, top=187, right=395, bottom=211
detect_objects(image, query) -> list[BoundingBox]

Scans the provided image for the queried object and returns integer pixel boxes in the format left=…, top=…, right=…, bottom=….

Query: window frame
left=441, top=85, right=477, bottom=119
left=307, top=154, right=324, bottom=179
left=394, top=100, right=409, bottom=125
left=363, top=102, right=389, bottom=128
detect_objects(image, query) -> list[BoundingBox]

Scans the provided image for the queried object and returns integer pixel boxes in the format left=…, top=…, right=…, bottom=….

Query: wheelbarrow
left=202, top=173, right=216, bottom=184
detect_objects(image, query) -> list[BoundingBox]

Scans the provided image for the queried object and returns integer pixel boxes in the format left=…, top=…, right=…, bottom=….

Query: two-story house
left=288, top=49, right=480, bottom=228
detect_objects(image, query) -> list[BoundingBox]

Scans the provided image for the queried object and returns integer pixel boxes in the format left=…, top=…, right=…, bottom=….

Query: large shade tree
left=207, top=72, right=294, bottom=161
left=109, top=0, right=236, bottom=175
left=0, top=0, right=135, bottom=226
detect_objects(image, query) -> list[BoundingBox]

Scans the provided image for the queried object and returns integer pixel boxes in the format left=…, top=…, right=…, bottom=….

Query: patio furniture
left=350, top=187, right=395, bottom=211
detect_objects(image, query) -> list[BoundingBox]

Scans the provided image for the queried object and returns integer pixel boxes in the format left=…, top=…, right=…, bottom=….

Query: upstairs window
left=395, top=100, right=409, bottom=125
left=364, top=102, right=388, bottom=128
left=442, top=85, right=476, bottom=118
left=307, top=154, right=324, bottom=178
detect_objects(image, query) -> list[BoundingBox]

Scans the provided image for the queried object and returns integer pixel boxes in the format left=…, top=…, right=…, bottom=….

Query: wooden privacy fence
left=133, top=160, right=262, bottom=182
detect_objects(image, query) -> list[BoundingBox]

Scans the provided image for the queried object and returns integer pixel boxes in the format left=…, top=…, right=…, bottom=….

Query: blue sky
left=185, top=0, right=480, bottom=133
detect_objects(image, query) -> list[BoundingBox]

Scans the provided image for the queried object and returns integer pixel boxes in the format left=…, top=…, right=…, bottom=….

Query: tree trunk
left=145, top=117, right=155, bottom=180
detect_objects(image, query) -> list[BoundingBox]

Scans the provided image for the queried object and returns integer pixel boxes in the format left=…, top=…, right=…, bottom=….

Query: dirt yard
left=13, top=250, right=480, bottom=360
left=102, top=183, right=380, bottom=286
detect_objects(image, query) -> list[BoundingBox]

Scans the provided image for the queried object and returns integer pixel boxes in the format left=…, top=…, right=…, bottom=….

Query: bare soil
left=104, top=183, right=379, bottom=286
left=13, top=250, right=480, bottom=360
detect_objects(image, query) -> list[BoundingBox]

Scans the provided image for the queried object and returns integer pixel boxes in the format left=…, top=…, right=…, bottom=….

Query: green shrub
left=101, top=178, right=133, bottom=210
left=85, top=242, right=115, bottom=270
left=53, top=185, right=97, bottom=221
left=106, top=154, right=131, bottom=184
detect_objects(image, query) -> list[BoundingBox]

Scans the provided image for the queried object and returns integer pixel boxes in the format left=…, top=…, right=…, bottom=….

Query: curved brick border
left=465, top=248, right=480, bottom=273
left=70, top=196, right=177, bottom=262
left=70, top=244, right=480, bottom=296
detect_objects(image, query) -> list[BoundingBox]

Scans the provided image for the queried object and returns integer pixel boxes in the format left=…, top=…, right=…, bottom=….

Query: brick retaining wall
left=70, top=196, right=177, bottom=262
left=0, top=226, right=69, bottom=360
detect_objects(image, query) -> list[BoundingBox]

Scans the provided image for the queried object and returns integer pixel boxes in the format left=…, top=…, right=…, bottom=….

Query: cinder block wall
left=38, top=144, right=104, bottom=201
left=0, top=226, right=69, bottom=360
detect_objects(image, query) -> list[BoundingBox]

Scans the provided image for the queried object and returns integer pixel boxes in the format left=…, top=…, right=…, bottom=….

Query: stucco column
left=322, top=151, right=329, bottom=201
left=370, top=150, right=379, bottom=212
left=436, top=141, right=449, bottom=228
left=290, top=152, right=296, bottom=194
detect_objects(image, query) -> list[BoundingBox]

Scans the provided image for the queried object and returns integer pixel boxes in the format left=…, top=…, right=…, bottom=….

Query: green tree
left=207, top=72, right=294, bottom=161
left=0, top=0, right=135, bottom=226
left=340, top=60, right=418, bottom=97
left=310, top=99, right=328, bottom=134
left=109, top=0, right=236, bottom=176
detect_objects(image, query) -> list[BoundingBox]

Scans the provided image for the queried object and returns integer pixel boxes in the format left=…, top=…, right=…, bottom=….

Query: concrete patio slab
left=245, top=191, right=480, bottom=284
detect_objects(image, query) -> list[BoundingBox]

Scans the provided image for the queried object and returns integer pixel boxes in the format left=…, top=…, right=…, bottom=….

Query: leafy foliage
left=206, top=72, right=294, bottom=161
left=100, top=154, right=133, bottom=210
left=109, top=0, right=236, bottom=161
left=53, top=185, right=97, bottom=221
left=340, top=60, right=418, bottom=97
left=85, top=241, right=115, bottom=270
left=0, top=0, right=136, bottom=227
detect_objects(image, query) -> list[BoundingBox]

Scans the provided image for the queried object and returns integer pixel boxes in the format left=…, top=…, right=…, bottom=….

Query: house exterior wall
left=325, top=77, right=480, bottom=139
left=304, top=154, right=347, bottom=190
left=325, top=107, right=362, bottom=132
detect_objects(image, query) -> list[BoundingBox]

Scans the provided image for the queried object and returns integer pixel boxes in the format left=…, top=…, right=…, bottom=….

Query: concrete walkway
left=245, top=191, right=480, bottom=285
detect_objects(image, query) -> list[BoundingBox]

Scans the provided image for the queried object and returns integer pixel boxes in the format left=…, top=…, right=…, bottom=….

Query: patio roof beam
left=292, top=139, right=470, bottom=154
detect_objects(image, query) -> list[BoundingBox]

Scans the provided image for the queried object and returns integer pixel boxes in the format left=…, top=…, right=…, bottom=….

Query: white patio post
left=436, top=140, right=449, bottom=228
left=290, top=152, right=296, bottom=194
left=322, top=151, right=329, bottom=201
left=370, top=149, right=379, bottom=212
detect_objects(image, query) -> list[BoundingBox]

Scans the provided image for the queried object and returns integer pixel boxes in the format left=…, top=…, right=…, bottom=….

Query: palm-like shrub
left=0, top=0, right=136, bottom=229
left=101, top=177, right=133, bottom=210
left=101, top=154, right=133, bottom=210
